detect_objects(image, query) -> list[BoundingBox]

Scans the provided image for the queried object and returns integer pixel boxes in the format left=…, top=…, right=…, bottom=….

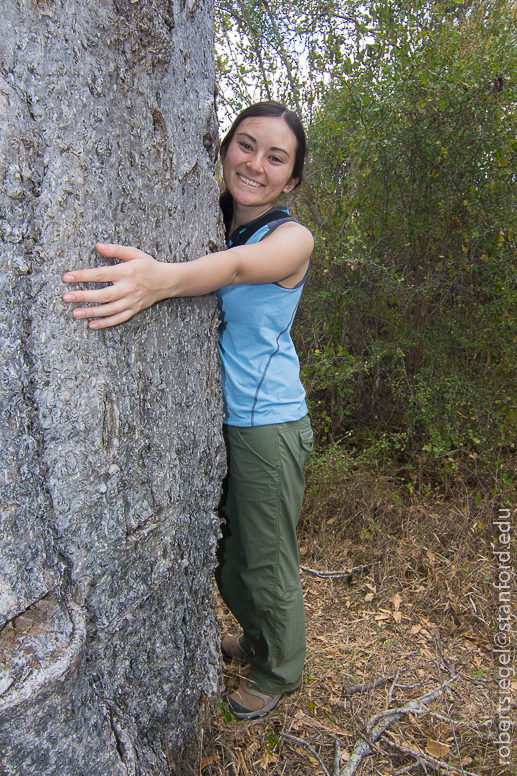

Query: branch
left=301, top=563, right=376, bottom=578
left=299, top=186, right=324, bottom=231
left=368, top=675, right=460, bottom=734
left=340, top=675, right=460, bottom=776
left=381, top=737, right=481, bottom=776
left=261, top=0, right=302, bottom=116
left=333, top=738, right=341, bottom=776
left=385, top=670, right=401, bottom=709
left=433, top=633, right=463, bottom=766
left=235, top=0, right=273, bottom=100
left=278, top=733, right=330, bottom=776
left=394, top=761, right=421, bottom=775
left=343, top=669, right=410, bottom=696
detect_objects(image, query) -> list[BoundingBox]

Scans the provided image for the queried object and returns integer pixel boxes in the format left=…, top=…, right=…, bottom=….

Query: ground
left=199, top=484, right=515, bottom=776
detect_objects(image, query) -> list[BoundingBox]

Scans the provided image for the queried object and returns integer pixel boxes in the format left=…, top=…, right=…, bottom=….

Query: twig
left=434, top=634, right=464, bottom=772
left=198, top=727, right=203, bottom=776
left=367, top=675, right=459, bottom=735
left=278, top=733, right=330, bottom=776
left=397, top=678, right=426, bottom=690
left=381, top=737, right=481, bottom=776
left=386, top=670, right=401, bottom=709
left=343, top=669, right=410, bottom=696
left=340, top=675, right=460, bottom=776
left=301, top=563, right=376, bottom=578
left=394, top=762, right=420, bottom=775
left=332, top=738, right=341, bottom=776
left=478, top=711, right=516, bottom=727
left=426, top=711, right=513, bottom=734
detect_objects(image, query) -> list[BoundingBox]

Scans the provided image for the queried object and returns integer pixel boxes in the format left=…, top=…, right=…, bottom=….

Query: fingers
left=95, top=243, right=152, bottom=262
left=62, top=244, right=152, bottom=284
left=63, top=285, right=116, bottom=305
left=72, top=299, right=135, bottom=321
left=62, top=243, right=157, bottom=330
left=63, top=265, right=121, bottom=284
left=88, top=309, right=136, bottom=330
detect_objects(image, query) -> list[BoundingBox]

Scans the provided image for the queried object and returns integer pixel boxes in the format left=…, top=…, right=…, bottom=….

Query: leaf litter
left=198, top=481, right=514, bottom=776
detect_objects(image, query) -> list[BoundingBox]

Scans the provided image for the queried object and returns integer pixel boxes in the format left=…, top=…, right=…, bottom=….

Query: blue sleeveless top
left=217, top=209, right=310, bottom=427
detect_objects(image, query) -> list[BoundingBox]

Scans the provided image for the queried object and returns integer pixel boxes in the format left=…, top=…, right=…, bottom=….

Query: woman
left=62, top=101, right=314, bottom=720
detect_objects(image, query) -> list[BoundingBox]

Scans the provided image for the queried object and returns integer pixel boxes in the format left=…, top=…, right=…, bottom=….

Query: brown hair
left=219, top=101, right=307, bottom=234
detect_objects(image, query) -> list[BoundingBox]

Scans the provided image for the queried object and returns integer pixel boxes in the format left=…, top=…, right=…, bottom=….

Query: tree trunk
left=0, top=1, right=224, bottom=773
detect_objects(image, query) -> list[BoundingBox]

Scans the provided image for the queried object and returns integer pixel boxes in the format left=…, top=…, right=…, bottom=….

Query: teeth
left=238, top=174, right=262, bottom=188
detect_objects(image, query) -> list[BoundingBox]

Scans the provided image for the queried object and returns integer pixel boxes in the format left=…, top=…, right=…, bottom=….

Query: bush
left=294, top=0, right=517, bottom=483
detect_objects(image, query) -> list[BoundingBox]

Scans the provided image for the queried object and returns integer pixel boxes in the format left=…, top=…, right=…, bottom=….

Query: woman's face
left=222, top=116, right=299, bottom=210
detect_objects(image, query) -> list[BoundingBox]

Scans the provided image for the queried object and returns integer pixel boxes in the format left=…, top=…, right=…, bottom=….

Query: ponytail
left=219, top=190, right=234, bottom=237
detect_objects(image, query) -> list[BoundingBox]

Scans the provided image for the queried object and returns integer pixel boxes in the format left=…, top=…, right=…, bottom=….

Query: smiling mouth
left=237, top=173, right=263, bottom=188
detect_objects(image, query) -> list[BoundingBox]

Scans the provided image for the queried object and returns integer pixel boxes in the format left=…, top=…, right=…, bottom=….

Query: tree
left=215, top=0, right=365, bottom=123
left=0, top=1, right=223, bottom=773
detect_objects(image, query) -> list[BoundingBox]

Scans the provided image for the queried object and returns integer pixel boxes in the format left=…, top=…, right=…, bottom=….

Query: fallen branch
left=332, top=739, right=341, bottom=776
left=394, top=762, right=420, bottom=775
left=386, top=670, right=401, bottom=709
left=343, top=669, right=410, bottom=696
left=434, top=634, right=463, bottom=766
left=278, top=732, right=330, bottom=776
left=381, top=736, right=481, bottom=776
left=301, top=564, right=376, bottom=578
left=340, top=675, right=460, bottom=776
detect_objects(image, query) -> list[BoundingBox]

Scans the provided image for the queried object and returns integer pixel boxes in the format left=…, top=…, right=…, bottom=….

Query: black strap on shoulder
left=228, top=208, right=295, bottom=247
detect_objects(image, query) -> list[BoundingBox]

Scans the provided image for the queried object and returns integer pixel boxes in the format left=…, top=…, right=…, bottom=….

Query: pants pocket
left=299, top=426, right=314, bottom=466
left=229, top=426, right=279, bottom=501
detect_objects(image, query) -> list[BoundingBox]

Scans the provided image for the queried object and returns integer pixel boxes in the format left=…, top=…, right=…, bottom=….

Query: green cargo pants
left=216, top=415, right=314, bottom=694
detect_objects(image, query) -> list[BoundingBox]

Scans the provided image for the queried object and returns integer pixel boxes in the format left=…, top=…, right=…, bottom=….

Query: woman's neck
left=230, top=202, right=279, bottom=233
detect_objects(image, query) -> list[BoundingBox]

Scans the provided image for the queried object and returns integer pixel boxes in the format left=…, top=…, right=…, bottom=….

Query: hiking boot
left=228, top=679, right=301, bottom=720
left=221, top=633, right=253, bottom=664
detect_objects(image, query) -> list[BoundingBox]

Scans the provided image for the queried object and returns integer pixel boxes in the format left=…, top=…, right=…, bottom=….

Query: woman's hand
left=62, top=222, right=314, bottom=330
left=62, top=243, right=167, bottom=330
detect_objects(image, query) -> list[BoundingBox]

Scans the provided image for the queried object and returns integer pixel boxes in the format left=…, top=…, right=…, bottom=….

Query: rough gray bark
left=0, top=1, right=224, bottom=773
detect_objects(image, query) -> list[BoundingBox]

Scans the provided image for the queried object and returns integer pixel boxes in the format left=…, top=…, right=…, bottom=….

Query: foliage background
left=215, top=0, right=517, bottom=498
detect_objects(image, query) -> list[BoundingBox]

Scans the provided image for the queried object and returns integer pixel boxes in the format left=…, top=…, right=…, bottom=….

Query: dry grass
left=198, top=459, right=516, bottom=776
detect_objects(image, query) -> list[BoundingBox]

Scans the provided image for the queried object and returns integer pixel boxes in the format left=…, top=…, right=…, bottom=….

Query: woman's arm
left=62, top=222, right=313, bottom=330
